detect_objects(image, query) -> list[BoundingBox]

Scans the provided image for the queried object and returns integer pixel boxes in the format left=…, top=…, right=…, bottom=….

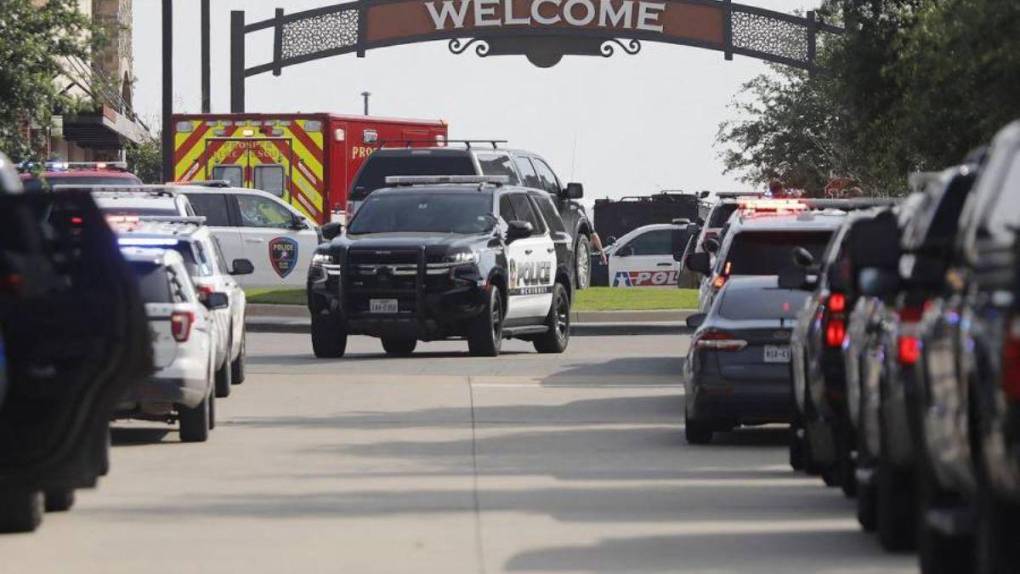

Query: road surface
left=0, top=331, right=915, bottom=573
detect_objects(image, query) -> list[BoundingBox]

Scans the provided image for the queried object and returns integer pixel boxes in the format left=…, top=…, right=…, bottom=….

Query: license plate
left=369, top=299, right=398, bottom=314
left=764, top=345, right=791, bottom=363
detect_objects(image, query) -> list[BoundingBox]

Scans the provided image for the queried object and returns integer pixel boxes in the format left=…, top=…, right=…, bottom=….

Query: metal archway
left=229, top=0, right=842, bottom=111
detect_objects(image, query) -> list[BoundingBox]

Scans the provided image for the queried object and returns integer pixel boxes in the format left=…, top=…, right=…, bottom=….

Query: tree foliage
left=126, top=137, right=162, bottom=184
left=717, top=0, right=1020, bottom=195
left=0, top=0, right=94, bottom=162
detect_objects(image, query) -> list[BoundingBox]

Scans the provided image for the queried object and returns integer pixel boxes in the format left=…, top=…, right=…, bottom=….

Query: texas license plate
left=369, top=299, right=398, bottom=314
left=764, top=345, right=791, bottom=363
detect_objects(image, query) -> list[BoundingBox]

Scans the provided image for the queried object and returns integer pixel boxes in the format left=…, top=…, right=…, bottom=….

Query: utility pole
left=361, top=92, right=371, bottom=116
left=161, top=0, right=173, bottom=182
left=201, top=0, right=211, bottom=113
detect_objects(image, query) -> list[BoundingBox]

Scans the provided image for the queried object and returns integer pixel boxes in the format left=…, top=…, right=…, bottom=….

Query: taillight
left=898, top=336, right=921, bottom=366
left=824, top=292, right=847, bottom=348
left=899, top=305, right=924, bottom=323
left=1002, top=315, right=1020, bottom=401
left=170, top=311, right=194, bottom=342
left=695, top=330, right=748, bottom=351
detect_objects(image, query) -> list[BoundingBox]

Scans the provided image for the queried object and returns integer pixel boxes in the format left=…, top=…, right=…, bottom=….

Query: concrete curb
left=247, top=304, right=696, bottom=324
left=246, top=317, right=690, bottom=337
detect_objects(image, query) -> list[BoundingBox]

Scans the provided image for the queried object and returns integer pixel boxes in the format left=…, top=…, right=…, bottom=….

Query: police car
left=599, top=223, right=696, bottom=287
left=307, top=176, right=574, bottom=357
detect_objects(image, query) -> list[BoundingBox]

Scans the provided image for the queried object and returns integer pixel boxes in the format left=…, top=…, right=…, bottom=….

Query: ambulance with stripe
left=170, top=114, right=448, bottom=225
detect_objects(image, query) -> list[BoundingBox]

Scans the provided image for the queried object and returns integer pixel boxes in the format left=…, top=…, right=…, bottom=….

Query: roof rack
left=81, top=185, right=181, bottom=198
left=168, top=180, right=231, bottom=188
left=377, top=139, right=507, bottom=150
left=18, top=161, right=129, bottom=173
left=385, top=175, right=509, bottom=187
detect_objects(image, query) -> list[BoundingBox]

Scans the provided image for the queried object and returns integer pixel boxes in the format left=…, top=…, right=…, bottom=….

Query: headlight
left=310, top=252, right=333, bottom=267
left=445, top=251, right=478, bottom=265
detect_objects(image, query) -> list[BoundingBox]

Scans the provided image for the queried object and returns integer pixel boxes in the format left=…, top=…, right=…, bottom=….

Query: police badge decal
left=269, top=237, right=300, bottom=278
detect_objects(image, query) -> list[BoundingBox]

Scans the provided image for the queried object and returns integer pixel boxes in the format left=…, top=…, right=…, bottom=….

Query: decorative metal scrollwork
left=281, top=9, right=359, bottom=60
left=600, top=39, right=642, bottom=58
left=731, top=10, right=808, bottom=63
left=448, top=38, right=491, bottom=57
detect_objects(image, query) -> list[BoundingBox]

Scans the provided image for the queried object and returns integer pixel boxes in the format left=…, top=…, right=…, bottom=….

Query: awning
left=62, top=105, right=151, bottom=149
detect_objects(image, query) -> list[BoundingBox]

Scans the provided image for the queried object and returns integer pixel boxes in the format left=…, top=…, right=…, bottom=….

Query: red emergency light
left=738, top=199, right=808, bottom=216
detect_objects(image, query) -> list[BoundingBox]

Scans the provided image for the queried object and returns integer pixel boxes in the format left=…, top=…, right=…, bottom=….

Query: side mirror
left=289, top=216, right=308, bottom=230
left=703, top=238, right=720, bottom=254
left=231, top=258, right=255, bottom=276
left=563, top=182, right=584, bottom=199
left=617, top=245, right=634, bottom=257
left=506, top=220, right=534, bottom=242
left=202, top=291, right=230, bottom=310
left=778, top=267, right=811, bottom=290
left=686, top=313, right=707, bottom=329
left=605, top=235, right=617, bottom=247
left=687, top=252, right=712, bottom=275
left=793, top=247, right=815, bottom=269
left=858, top=267, right=901, bottom=297
left=321, top=221, right=343, bottom=241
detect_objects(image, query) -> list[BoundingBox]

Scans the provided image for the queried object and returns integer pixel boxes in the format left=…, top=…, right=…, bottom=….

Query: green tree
left=0, top=0, right=94, bottom=162
left=126, top=137, right=162, bottom=183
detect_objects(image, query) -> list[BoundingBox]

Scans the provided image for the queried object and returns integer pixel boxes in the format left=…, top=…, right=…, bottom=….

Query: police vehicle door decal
left=269, top=237, right=299, bottom=278
left=510, top=258, right=553, bottom=296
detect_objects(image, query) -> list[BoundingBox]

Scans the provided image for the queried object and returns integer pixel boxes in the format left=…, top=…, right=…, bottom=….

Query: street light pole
left=361, top=92, right=371, bottom=116
left=161, top=0, right=173, bottom=182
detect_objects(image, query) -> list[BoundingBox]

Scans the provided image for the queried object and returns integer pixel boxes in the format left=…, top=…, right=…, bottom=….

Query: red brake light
left=828, top=293, right=846, bottom=314
left=899, top=304, right=924, bottom=323
left=1003, top=316, right=1020, bottom=401
left=196, top=284, right=215, bottom=298
left=170, top=311, right=194, bottom=342
left=825, top=320, right=846, bottom=348
left=898, top=336, right=921, bottom=366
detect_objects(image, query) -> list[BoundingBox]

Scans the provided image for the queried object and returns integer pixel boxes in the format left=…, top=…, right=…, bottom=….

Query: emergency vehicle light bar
left=385, top=175, right=509, bottom=186
left=738, top=199, right=808, bottom=215
left=19, top=161, right=129, bottom=172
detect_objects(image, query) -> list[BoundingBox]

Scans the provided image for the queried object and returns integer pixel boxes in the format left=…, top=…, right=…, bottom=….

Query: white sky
left=132, top=0, right=818, bottom=204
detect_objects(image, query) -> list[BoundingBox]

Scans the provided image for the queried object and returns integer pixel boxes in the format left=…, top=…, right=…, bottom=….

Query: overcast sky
left=132, top=0, right=817, bottom=203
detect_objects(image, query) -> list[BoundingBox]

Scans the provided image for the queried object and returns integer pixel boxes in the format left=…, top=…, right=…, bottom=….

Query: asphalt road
left=0, top=331, right=915, bottom=573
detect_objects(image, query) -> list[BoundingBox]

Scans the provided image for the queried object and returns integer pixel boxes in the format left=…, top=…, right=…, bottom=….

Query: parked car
left=179, top=186, right=320, bottom=289
left=91, top=187, right=196, bottom=218
left=307, top=176, right=574, bottom=358
left=682, top=276, right=810, bottom=444
left=596, top=222, right=698, bottom=287
left=349, top=145, right=594, bottom=289
left=18, top=161, right=142, bottom=192
left=0, top=157, right=151, bottom=533
left=116, top=248, right=223, bottom=443
left=115, top=218, right=252, bottom=397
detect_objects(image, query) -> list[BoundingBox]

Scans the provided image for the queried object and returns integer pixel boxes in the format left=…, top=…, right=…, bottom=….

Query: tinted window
left=212, top=165, right=243, bottom=188
left=626, top=229, right=673, bottom=256
left=719, top=287, right=810, bottom=320
left=349, top=192, right=495, bottom=235
left=351, top=154, right=477, bottom=201
left=532, top=159, right=561, bottom=195
left=130, top=263, right=172, bottom=303
left=530, top=193, right=566, bottom=234
left=509, top=194, right=544, bottom=234
left=185, top=193, right=231, bottom=226
left=237, top=194, right=294, bottom=228
left=499, top=195, right=516, bottom=223
left=514, top=157, right=543, bottom=189
left=708, top=203, right=739, bottom=228
left=722, top=231, right=833, bottom=276
left=254, top=165, right=286, bottom=197
left=476, top=153, right=520, bottom=185
left=985, top=151, right=1020, bottom=235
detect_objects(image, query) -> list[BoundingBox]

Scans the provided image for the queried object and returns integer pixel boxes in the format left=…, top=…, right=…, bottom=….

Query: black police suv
left=308, top=176, right=574, bottom=358
left=348, top=145, right=594, bottom=289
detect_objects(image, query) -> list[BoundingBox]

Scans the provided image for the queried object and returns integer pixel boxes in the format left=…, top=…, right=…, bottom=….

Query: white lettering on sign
left=424, top=0, right=666, bottom=31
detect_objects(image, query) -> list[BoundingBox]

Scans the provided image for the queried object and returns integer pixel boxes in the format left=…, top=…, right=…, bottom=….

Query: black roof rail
left=168, top=180, right=231, bottom=188
left=375, top=139, right=508, bottom=150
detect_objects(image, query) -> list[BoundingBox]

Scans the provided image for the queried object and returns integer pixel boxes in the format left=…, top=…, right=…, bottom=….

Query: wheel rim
left=555, top=293, right=569, bottom=339
left=576, top=240, right=591, bottom=287
left=492, top=293, right=503, bottom=342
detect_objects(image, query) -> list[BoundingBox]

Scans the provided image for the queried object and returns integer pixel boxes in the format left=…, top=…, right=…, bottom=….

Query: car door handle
left=657, top=263, right=672, bottom=267
left=525, top=249, right=533, bottom=255
left=246, top=238, right=265, bottom=244
left=547, top=248, right=555, bottom=254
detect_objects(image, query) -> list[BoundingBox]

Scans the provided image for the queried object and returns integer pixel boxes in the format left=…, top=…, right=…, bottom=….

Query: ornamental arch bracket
left=230, top=0, right=842, bottom=111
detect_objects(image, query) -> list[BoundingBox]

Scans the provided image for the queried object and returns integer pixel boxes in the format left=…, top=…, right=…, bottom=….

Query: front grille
left=345, top=248, right=423, bottom=316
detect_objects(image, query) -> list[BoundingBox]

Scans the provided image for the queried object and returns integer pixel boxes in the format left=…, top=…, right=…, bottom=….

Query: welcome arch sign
left=230, top=0, right=841, bottom=111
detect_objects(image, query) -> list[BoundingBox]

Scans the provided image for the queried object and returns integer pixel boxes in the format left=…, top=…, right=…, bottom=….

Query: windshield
left=722, top=231, right=833, bottom=276
left=350, top=154, right=477, bottom=201
left=349, top=192, right=495, bottom=235
left=719, top=287, right=810, bottom=320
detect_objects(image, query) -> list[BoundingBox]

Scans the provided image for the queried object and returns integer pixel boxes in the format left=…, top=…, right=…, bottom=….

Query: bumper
left=687, top=376, right=793, bottom=425
left=119, top=358, right=209, bottom=411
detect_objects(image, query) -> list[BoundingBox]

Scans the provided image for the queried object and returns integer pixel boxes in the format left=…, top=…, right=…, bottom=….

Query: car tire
left=574, top=235, right=592, bottom=290
left=789, top=419, right=806, bottom=471
left=917, top=473, right=970, bottom=574
left=468, top=287, right=503, bottom=357
left=0, top=490, right=43, bottom=533
left=231, top=330, right=246, bottom=385
left=533, top=283, right=570, bottom=354
left=837, top=429, right=857, bottom=498
left=684, top=417, right=713, bottom=445
left=208, top=387, right=216, bottom=430
left=214, top=349, right=232, bottom=398
left=44, top=489, right=75, bottom=513
left=857, top=477, right=878, bottom=532
left=382, top=337, right=417, bottom=356
left=877, top=462, right=916, bottom=552
left=975, top=491, right=1020, bottom=574
left=179, top=393, right=211, bottom=443
left=311, top=313, right=347, bottom=358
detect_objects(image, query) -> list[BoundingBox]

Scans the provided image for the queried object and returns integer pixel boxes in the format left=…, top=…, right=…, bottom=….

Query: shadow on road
left=110, top=427, right=171, bottom=446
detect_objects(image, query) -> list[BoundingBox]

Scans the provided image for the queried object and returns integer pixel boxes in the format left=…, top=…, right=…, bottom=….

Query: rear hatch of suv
left=130, top=261, right=180, bottom=369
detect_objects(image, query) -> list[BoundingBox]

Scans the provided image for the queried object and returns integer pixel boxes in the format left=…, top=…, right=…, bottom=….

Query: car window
left=625, top=229, right=673, bottom=256
left=708, top=203, right=739, bottom=228
left=514, top=157, right=543, bottom=189
left=237, top=194, right=294, bottom=228
left=722, top=231, right=833, bottom=275
left=211, top=236, right=232, bottom=273
left=984, top=151, right=1020, bottom=236
left=718, top=287, right=810, bottom=320
left=350, top=154, right=477, bottom=201
left=192, top=240, right=215, bottom=276
left=130, top=263, right=173, bottom=303
left=509, top=193, right=545, bottom=234
left=211, top=165, right=243, bottom=188
left=476, top=153, right=520, bottom=185
left=254, top=165, right=286, bottom=197
left=185, top=193, right=231, bottom=226
left=530, top=193, right=566, bottom=234
left=499, top=195, right=517, bottom=224
left=531, top=159, right=561, bottom=195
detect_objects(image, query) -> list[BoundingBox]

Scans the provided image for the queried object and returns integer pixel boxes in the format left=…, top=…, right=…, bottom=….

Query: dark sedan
left=683, top=276, right=810, bottom=444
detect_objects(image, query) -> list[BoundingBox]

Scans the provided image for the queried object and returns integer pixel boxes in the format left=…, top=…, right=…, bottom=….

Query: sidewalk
left=246, top=304, right=694, bottom=336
